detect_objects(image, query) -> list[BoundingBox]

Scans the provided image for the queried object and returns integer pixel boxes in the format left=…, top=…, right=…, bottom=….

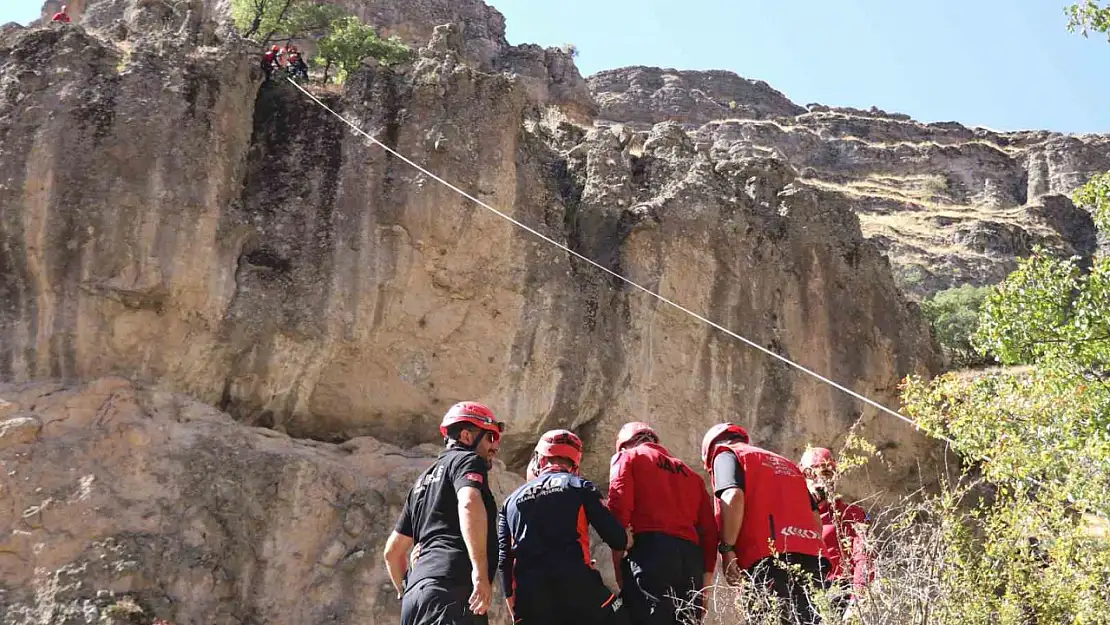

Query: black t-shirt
left=712, top=451, right=817, bottom=511
left=396, top=446, right=498, bottom=588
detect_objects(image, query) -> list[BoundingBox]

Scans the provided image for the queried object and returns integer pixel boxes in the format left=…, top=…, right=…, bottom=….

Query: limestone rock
left=588, top=66, right=806, bottom=129
left=0, top=21, right=941, bottom=495
left=0, top=378, right=524, bottom=625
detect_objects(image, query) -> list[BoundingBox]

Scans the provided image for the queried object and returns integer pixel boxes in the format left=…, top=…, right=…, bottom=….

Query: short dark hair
left=545, top=456, right=577, bottom=470
left=445, top=422, right=479, bottom=442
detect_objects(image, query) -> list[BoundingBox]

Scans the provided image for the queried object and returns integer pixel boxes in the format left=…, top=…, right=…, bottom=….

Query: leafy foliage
left=891, top=171, right=1110, bottom=622
left=919, top=284, right=993, bottom=367
left=1072, top=170, right=1110, bottom=230
left=230, top=0, right=343, bottom=44
left=314, top=17, right=413, bottom=84
left=1066, top=1, right=1110, bottom=40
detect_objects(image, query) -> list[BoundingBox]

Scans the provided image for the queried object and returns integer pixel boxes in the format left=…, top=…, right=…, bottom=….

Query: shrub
left=919, top=284, right=992, bottom=368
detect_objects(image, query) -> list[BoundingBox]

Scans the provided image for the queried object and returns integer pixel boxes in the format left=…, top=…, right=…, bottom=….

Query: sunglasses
left=467, top=415, right=506, bottom=443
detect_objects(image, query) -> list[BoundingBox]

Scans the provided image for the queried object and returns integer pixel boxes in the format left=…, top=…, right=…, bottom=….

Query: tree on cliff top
left=231, top=0, right=343, bottom=45
left=314, top=16, right=413, bottom=84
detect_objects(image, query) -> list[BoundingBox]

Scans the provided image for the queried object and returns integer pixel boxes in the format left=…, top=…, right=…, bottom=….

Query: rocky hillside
left=590, top=68, right=1109, bottom=298
left=0, top=0, right=1030, bottom=622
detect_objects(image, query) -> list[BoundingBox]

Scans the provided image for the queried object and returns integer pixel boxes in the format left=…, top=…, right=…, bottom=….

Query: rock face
left=0, top=14, right=939, bottom=491
left=590, top=67, right=1109, bottom=298
left=589, top=66, right=805, bottom=128
left=0, top=3, right=998, bottom=622
left=0, top=377, right=524, bottom=625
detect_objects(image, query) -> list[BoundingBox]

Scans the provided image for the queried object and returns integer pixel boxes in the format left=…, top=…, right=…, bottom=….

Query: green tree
left=1066, top=1, right=1110, bottom=39
left=314, top=16, right=413, bottom=84
left=919, top=284, right=993, bottom=367
left=231, top=0, right=344, bottom=45
left=890, top=172, right=1110, bottom=624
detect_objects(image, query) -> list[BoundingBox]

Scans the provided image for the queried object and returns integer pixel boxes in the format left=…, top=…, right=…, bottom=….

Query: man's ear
left=457, top=429, right=473, bottom=446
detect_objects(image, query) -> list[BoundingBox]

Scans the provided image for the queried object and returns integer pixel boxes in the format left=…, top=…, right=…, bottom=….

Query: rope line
left=284, top=78, right=1110, bottom=519
left=283, top=78, right=933, bottom=436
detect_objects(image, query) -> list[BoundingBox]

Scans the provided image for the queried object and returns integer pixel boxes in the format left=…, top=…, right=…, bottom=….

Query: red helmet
left=615, top=421, right=658, bottom=452
left=535, top=429, right=584, bottom=467
left=271, top=45, right=280, bottom=52
left=439, top=401, right=504, bottom=443
left=701, top=423, right=750, bottom=471
left=800, top=447, right=837, bottom=472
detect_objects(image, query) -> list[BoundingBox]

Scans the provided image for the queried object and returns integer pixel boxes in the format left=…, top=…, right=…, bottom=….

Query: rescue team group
left=383, top=402, right=872, bottom=625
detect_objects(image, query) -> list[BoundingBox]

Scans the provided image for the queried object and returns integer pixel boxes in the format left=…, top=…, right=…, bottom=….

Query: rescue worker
left=498, top=429, right=632, bottom=625
left=799, top=447, right=872, bottom=617
left=607, top=422, right=719, bottom=625
left=701, top=423, right=825, bottom=625
left=383, top=402, right=504, bottom=625
left=51, top=5, right=71, bottom=23
left=286, top=44, right=309, bottom=80
left=262, top=44, right=282, bottom=82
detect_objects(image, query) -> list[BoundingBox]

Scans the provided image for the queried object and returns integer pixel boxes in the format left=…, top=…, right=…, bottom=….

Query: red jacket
left=607, top=442, right=719, bottom=573
left=818, top=498, right=872, bottom=588
left=710, top=441, right=823, bottom=570
left=51, top=12, right=71, bottom=23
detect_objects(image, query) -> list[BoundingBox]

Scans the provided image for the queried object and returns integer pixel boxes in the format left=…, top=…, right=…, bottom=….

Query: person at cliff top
left=51, top=5, right=71, bottom=23
left=498, top=429, right=633, bottom=625
left=383, top=402, right=504, bottom=625
left=606, top=422, right=718, bottom=625
left=285, top=45, right=309, bottom=81
left=701, top=423, right=827, bottom=625
left=799, top=447, right=873, bottom=617
left=262, top=45, right=282, bottom=82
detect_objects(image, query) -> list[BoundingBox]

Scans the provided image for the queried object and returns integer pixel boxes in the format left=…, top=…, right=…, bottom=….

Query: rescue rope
left=284, top=76, right=930, bottom=434
left=285, top=77, right=1110, bottom=520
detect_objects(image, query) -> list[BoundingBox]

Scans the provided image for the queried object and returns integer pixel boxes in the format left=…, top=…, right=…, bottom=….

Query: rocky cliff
left=0, top=377, right=524, bottom=624
left=590, top=68, right=1110, bottom=298
left=0, top=1, right=975, bottom=623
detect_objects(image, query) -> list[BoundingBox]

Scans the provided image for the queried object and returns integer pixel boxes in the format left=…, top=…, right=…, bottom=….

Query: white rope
left=284, top=77, right=928, bottom=433
left=285, top=78, right=1110, bottom=520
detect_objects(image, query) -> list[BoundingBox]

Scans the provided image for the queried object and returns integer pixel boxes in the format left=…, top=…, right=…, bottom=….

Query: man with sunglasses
left=799, top=447, right=873, bottom=617
left=384, top=402, right=505, bottom=625
left=498, top=430, right=633, bottom=625
left=606, top=422, right=718, bottom=625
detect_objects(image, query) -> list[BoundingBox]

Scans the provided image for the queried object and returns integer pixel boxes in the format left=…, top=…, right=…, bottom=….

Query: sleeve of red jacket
left=606, top=452, right=634, bottom=528
left=846, top=505, right=874, bottom=589
left=696, top=479, right=719, bottom=574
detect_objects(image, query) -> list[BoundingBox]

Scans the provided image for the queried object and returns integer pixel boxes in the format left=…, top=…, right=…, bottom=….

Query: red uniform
left=51, top=12, right=71, bottom=23
left=818, top=498, right=872, bottom=588
left=709, top=440, right=823, bottom=570
left=606, top=442, right=719, bottom=573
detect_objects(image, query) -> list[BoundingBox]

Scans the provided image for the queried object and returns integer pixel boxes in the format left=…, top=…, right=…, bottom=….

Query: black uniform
left=499, top=471, right=631, bottom=625
left=397, top=446, right=499, bottom=625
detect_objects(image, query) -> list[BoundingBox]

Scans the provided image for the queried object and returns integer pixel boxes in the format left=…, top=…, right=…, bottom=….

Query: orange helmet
left=615, top=421, right=658, bottom=452
left=271, top=45, right=280, bottom=52
left=800, top=447, right=837, bottom=472
left=439, top=401, right=504, bottom=443
left=700, top=423, right=750, bottom=471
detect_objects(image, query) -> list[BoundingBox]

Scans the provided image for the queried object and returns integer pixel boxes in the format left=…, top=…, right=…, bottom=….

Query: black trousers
left=402, top=578, right=489, bottom=625
left=746, top=553, right=826, bottom=625
left=513, top=568, right=629, bottom=625
left=620, top=532, right=706, bottom=625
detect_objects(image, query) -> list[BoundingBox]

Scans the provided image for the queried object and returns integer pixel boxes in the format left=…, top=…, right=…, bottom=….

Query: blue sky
left=4, top=0, right=1108, bottom=133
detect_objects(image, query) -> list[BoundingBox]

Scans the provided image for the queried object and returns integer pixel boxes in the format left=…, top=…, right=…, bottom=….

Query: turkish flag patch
left=464, top=472, right=484, bottom=484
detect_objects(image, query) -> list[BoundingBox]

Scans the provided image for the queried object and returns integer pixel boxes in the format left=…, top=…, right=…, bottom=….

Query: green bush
left=888, top=170, right=1110, bottom=625
left=919, top=284, right=993, bottom=367
left=231, top=0, right=343, bottom=44
left=314, top=16, right=413, bottom=84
